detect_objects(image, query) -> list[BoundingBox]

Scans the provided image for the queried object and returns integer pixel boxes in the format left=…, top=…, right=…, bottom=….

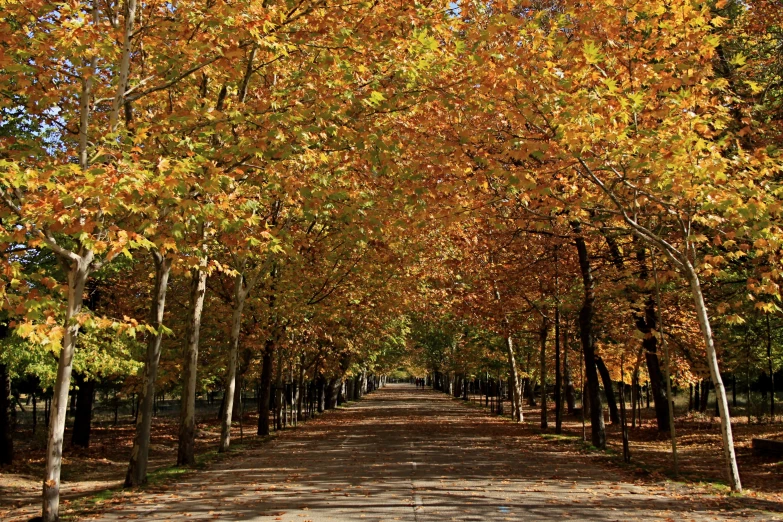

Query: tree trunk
left=574, top=228, right=605, bottom=449
left=644, top=342, right=671, bottom=432
left=34, top=393, right=39, bottom=434
left=539, top=317, right=550, bottom=429
left=685, top=261, right=741, bottom=492
left=631, top=369, right=639, bottom=428
left=220, top=273, right=249, bottom=452
left=596, top=357, right=619, bottom=424
left=275, top=349, right=285, bottom=430
left=326, top=377, right=339, bottom=410
left=257, top=342, right=274, bottom=436
left=233, top=377, right=243, bottom=422
left=43, top=256, right=91, bottom=522
left=630, top=245, right=670, bottom=432
left=583, top=382, right=591, bottom=417
left=732, top=375, right=737, bottom=408
left=353, top=375, right=361, bottom=400
left=564, top=341, right=576, bottom=414
left=323, top=376, right=333, bottom=410
left=296, top=359, right=305, bottom=419
left=620, top=378, right=630, bottom=463
left=316, top=376, right=325, bottom=413
left=0, top=359, right=13, bottom=465
left=554, top=305, right=562, bottom=433
left=768, top=315, right=775, bottom=417
left=636, top=296, right=671, bottom=431
left=71, top=374, right=95, bottom=448
left=700, top=379, right=710, bottom=413
left=125, top=252, right=171, bottom=486
left=345, top=378, right=354, bottom=405
left=504, top=335, right=523, bottom=422
left=337, top=379, right=345, bottom=406
left=524, top=377, right=536, bottom=407
left=177, top=261, right=208, bottom=467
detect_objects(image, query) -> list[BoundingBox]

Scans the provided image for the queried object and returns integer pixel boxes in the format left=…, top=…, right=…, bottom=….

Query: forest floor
left=0, top=401, right=243, bottom=521
left=3, top=384, right=780, bottom=521
left=465, top=392, right=783, bottom=499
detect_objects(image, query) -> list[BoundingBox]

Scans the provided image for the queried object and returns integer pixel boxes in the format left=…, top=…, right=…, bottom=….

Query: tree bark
left=768, top=315, right=775, bottom=417
left=504, top=335, right=523, bottom=422
left=596, top=357, right=619, bottom=425
left=539, top=317, right=550, bottom=429
left=125, top=252, right=171, bottom=486
left=257, top=341, right=273, bottom=436
left=353, top=375, right=361, bottom=400
left=326, top=377, right=339, bottom=410
left=219, top=273, right=250, bottom=452
left=643, top=336, right=671, bottom=432
left=637, top=248, right=671, bottom=432
left=563, top=330, right=576, bottom=413
left=700, top=378, right=710, bottom=413
left=71, top=374, right=95, bottom=448
left=316, top=376, right=325, bottom=413
left=345, top=377, right=354, bottom=404
left=524, top=377, right=536, bottom=407
left=296, top=358, right=305, bottom=419
left=574, top=228, right=605, bottom=449
left=274, top=349, right=283, bottom=430
left=0, top=359, right=13, bottom=465
left=555, top=305, right=562, bottom=433
left=43, top=255, right=91, bottom=522
left=177, top=260, right=208, bottom=466
left=685, top=261, right=741, bottom=491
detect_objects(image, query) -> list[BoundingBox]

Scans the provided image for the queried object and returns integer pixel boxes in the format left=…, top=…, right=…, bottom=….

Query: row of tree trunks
left=691, top=379, right=712, bottom=413
left=606, top=234, right=671, bottom=433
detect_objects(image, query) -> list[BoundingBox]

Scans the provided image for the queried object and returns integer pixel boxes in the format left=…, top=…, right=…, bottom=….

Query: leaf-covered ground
left=465, top=392, right=783, bottom=500
left=4, top=384, right=778, bottom=521
left=0, top=404, right=233, bottom=521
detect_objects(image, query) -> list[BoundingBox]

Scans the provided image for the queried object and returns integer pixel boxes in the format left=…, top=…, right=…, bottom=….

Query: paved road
left=94, top=384, right=780, bottom=521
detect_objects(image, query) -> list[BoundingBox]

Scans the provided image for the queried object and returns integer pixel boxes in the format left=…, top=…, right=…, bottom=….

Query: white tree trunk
left=125, top=251, right=172, bottom=486
left=220, top=274, right=248, bottom=452
left=108, top=0, right=137, bottom=132
left=685, top=261, right=742, bottom=492
left=177, top=259, right=208, bottom=466
left=504, top=335, right=523, bottom=422
left=42, top=255, right=91, bottom=522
